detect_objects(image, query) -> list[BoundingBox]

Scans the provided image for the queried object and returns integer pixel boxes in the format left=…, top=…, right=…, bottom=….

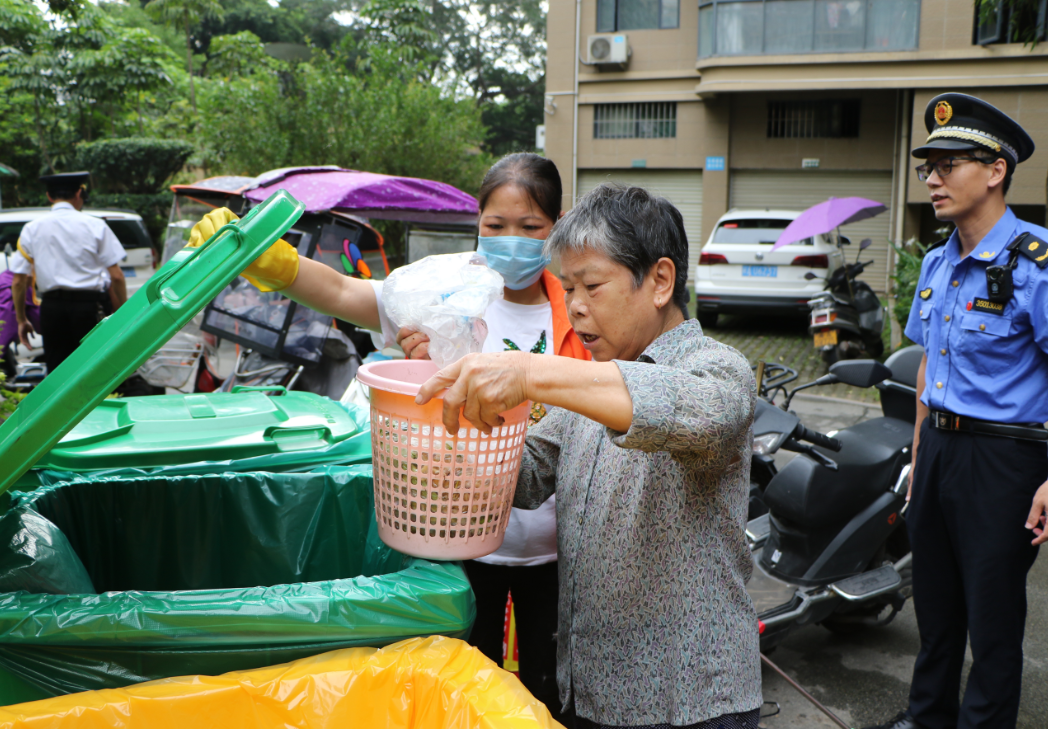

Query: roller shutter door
left=730, top=170, right=894, bottom=292
left=578, top=170, right=703, bottom=282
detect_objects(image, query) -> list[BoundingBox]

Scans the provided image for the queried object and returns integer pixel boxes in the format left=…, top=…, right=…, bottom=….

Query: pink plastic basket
left=356, top=360, right=531, bottom=560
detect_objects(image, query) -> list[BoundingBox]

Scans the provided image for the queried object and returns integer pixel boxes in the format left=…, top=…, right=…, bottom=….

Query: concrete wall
left=545, top=0, right=581, bottom=206
left=729, top=90, right=898, bottom=172
left=578, top=101, right=706, bottom=169
left=575, top=0, right=698, bottom=71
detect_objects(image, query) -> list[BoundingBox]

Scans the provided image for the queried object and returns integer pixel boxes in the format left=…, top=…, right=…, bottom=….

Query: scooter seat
left=763, top=416, right=911, bottom=529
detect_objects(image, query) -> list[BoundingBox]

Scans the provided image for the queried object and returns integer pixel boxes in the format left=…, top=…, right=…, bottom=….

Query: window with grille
left=767, top=100, right=861, bottom=138
left=594, top=103, right=677, bottom=139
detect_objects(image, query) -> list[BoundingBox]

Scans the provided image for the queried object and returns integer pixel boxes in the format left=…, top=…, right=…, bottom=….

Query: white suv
left=694, top=209, right=843, bottom=329
left=0, top=208, right=156, bottom=298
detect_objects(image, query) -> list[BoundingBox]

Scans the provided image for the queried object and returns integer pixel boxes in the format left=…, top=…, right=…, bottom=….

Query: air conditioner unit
left=588, top=33, right=629, bottom=65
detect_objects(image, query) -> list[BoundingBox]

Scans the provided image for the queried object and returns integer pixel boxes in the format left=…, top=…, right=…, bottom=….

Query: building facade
left=544, top=0, right=1048, bottom=291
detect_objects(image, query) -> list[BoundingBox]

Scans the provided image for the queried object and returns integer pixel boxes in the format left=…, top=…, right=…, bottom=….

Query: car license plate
left=742, top=265, right=777, bottom=278
left=121, top=267, right=137, bottom=277
left=813, top=330, right=838, bottom=348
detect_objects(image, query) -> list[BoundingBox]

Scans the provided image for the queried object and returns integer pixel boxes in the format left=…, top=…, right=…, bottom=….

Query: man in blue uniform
left=868, top=94, right=1048, bottom=729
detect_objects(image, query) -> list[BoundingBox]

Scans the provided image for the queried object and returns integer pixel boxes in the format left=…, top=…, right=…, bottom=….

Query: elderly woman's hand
left=416, top=351, right=531, bottom=434
left=397, top=326, right=431, bottom=360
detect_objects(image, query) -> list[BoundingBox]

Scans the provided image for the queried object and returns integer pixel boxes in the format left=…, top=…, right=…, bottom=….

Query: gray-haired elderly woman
left=417, top=184, right=761, bottom=729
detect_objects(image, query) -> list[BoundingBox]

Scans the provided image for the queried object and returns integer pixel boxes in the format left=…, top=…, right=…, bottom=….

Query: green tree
left=72, top=28, right=176, bottom=135
left=145, top=0, right=223, bottom=113
left=197, top=39, right=489, bottom=192
left=206, top=30, right=286, bottom=78
left=352, top=0, right=547, bottom=155
left=194, top=0, right=355, bottom=54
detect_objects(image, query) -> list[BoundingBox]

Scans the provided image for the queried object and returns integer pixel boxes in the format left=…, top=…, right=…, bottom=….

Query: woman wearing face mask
left=187, top=153, right=587, bottom=724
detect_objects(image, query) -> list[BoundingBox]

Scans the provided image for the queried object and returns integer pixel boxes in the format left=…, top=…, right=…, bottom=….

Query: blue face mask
left=475, top=236, right=551, bottom=290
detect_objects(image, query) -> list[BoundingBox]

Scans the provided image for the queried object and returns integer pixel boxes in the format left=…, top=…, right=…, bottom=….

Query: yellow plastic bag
left=0, top=637, right=563, bottom=729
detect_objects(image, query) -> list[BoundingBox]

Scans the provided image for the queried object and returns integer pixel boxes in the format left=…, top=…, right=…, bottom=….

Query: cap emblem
left=935, top=101, right=953, bottom=126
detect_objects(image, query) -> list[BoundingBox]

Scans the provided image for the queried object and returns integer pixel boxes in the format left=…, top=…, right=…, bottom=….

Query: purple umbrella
left=772, top=197, right=887, bottom=251
left=242, top=167, right=479, bottom=225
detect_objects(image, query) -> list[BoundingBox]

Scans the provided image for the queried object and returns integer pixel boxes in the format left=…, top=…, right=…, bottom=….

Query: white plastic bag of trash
left=382, top=252, right=504, bottom=368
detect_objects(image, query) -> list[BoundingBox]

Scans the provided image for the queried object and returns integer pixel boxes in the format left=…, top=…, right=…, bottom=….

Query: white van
left=0, top=207, right=156, bottom=297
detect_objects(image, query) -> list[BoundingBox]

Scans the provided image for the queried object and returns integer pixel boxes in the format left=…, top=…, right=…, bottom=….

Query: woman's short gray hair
left=544, top=183, right=690, bottom=317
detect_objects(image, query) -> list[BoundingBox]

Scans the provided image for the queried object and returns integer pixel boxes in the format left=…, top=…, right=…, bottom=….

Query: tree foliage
left=206, top=30, right=285, bottom=78
left=0, top=0, right=548, bottom=222
left=145, top=0, right=224, bottom=112
left=77, top=137, right=195, bottom=194
left=197, top=37, right=490, bottom=193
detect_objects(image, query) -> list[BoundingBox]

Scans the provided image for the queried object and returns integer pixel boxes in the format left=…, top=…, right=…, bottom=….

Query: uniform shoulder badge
left=935, top=101, right=953, bottom=126
left=919, top=288, right=933, bottom=300
left=1015, top=234, right=1048, bottom=268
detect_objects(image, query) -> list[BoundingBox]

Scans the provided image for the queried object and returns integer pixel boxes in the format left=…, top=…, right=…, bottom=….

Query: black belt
left=930, top=410, right=1048, bottom=442
left=41, top=289, right=108, bottom=303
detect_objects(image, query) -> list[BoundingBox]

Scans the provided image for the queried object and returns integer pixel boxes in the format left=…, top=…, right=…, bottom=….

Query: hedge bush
left=891, top=238, right=927, bottom=342
left=76, top=138, right=194, bottom=195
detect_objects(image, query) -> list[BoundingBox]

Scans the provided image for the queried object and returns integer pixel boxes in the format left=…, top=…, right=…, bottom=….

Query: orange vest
left=541, top=270, right=591, bottom=362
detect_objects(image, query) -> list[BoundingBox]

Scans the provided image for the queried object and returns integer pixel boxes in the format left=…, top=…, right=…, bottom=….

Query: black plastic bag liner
left=0, top=465, right=475, bottom=705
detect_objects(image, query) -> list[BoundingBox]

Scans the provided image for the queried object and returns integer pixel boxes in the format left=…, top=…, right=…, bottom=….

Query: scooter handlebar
left=794, top=424, right=843, bottom=452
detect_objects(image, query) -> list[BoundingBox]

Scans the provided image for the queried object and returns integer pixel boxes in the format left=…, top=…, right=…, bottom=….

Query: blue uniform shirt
left=904, top=207, right=1048, bottom=423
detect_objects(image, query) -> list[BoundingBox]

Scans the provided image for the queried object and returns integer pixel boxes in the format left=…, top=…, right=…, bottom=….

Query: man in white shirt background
left=10, top=171, right=127, bottom=375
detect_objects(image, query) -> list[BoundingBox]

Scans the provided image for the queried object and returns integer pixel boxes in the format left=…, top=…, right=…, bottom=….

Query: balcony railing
left=698, top=0, right=920, bottom=58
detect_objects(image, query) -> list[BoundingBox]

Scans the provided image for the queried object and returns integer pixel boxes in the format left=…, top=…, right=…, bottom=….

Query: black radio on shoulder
left=985, top=232, right=1048, bottom=304
left=986, top=263, right=1013, bottom=303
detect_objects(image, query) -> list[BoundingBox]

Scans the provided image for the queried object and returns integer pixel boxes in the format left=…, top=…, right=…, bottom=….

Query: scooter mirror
left=859, top=238, right=873, bottom=251
left=828, top=359, right=892, bottom=388
left=803, top=272, right=818, bottom=280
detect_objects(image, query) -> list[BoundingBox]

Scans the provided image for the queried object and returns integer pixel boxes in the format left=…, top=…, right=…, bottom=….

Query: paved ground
left=703, top=314, right=883, bottom=404
left=757, top=396, right=1048, bottom=729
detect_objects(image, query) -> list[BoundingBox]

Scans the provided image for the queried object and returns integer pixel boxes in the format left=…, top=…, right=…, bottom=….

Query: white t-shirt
left=9, top=203, right=125, bottom=294
left=370, top=280, right=559, bottom=566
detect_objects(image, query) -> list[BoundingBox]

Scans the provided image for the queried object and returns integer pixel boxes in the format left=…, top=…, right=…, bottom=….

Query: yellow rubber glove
left=188, top=207, right=300, bottom=292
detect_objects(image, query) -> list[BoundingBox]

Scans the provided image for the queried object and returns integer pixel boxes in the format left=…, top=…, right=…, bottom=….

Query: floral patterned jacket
left=513, top=318, right=761, bottom=726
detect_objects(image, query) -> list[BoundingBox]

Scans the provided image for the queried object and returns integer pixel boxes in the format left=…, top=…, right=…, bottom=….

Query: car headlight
left=753, top=433, right=781, bottom=456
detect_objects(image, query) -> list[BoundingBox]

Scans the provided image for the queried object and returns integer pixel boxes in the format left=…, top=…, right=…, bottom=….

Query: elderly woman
left=417, top=184, right=761, bottom=729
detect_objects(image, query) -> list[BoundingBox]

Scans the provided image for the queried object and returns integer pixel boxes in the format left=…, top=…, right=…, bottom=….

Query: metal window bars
left=594, top=102, right=678, bottom=139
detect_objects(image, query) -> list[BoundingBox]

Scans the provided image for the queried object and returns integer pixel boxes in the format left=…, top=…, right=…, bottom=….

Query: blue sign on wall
left=706, top=156, right=726, bottom=171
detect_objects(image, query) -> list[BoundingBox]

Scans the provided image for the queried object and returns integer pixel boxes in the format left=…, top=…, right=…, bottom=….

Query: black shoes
left=863, top=710, right=921, bottom=729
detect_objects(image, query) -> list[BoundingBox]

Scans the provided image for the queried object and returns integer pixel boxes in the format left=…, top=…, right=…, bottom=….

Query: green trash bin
left=0, top=190, right=475, bottom=706
left=15, top=389, right=373, bottom=491
left=0, top=464, right=475, bottom=705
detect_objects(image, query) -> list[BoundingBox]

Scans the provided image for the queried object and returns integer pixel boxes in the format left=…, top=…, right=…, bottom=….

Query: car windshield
left=713, top=219, right=812, bottom=246
left=163, top=196, right=218, bottom=264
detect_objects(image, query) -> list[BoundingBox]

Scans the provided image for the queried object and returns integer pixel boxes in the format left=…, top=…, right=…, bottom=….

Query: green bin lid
left=0, top=190, right=305, bottom=495
left=33, top=389, right=361, bottom=472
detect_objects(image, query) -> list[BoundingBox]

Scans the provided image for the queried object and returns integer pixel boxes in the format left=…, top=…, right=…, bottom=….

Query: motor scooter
left=807, top=237, right=885, bottom=364
left=745, top=349, right=922, bottom=650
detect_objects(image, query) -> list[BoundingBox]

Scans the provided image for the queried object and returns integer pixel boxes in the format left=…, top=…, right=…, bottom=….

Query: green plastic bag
left=0, top=465, right=475, bottom=706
